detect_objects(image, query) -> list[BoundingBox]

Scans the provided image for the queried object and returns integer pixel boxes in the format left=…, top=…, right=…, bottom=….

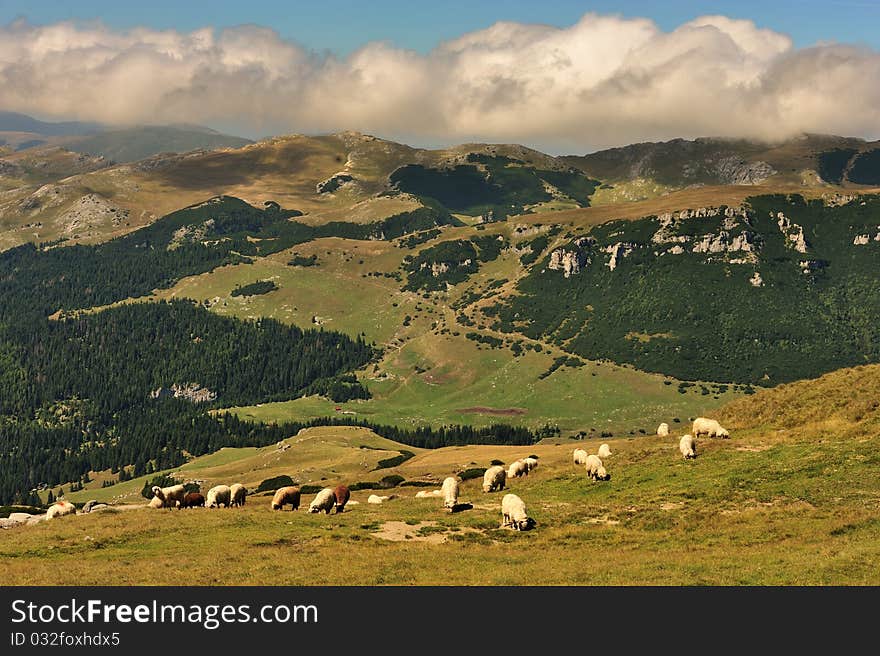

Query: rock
left=713, top=157, right=776, bottom=185
left=776, top=212, right=809, bottom=253
left=548, top=248, right=588, bottom=277
left=8, top=512, right=34, bottom=523
left=316, top=173, right=354, bottom=194
left=604, top=242, right=636, bottom=271
left=150, top=383, right=216, bottom=403
left=825, top=193, right=859, bottom=207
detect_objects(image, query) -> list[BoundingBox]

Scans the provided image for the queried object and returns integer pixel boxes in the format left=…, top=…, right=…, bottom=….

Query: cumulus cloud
left=0, top=13, right=878, bottom=152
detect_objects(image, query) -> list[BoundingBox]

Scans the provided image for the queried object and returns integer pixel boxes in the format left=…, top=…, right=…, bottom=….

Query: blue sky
left=1, top=0, right=878, bottom=55
left=2, top=1, right=878, bottom=148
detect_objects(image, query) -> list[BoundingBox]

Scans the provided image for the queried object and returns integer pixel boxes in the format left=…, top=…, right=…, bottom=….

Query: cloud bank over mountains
left=1, top=13, right=878, bottom=151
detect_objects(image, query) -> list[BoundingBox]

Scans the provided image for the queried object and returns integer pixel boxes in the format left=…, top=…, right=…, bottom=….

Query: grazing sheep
left=271, top=486, right=301, bottom=511
left=597, top=443, right=612, bottom=459
left=507, top=460, right=529, bottom=479
left=229, top=483, right=247, bottom=507
left=501, top=493, right=535, bottom=531
left=206, top=485, right=232, bottom=508
left=308, top=487, right=336, bottom=514
left=148, top=495, right=164, bottom=509
left=692, top=417, right=730, bottom=439
left=151, top=484, right=186, bottom=509
left=482, top=465, right=507, bottom=493
left=333, top=485, right=350, bottom=513
left=441, top=477, right=459, bottom=510
left=415, top=489, right=443, bottom=498
left=181, top=492, right=205, bottom=508
left=585, top=454, right=610, bottom=481
left=523, top=456, right=539, bottom=472
left=679, top=434, right=697, bottom=459
left=573, top=448, right=589, bottom=465
left=657, top=423, right=670, bottom=437
left=46, top=500, right=76, bottom=519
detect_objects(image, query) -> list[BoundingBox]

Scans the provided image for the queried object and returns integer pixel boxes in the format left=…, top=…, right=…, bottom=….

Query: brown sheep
left=333, top=484, right=351, bottom=513
left=271, top=486, right=301, bottom=511
left=180, top=492, right=205, bottom=508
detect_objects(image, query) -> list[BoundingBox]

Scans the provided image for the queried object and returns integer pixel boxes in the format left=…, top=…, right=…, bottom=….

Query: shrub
left=377, top=474, right=405, bottom=489
left=288, top=254, right=318, bottom=267
left=256, top=475, right=295, bottom=494
left=490, top=459, right=505, bottom=466
left=230, top=280, right=278, bottom=297
left=374, top=450, right=415, bottom=470
left=458, top=467, right=487, bottom=481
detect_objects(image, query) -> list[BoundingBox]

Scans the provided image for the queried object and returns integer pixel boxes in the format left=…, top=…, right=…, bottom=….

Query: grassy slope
left=6, top=364, right=880, bottom=585
left=146, top=224, right=734, bottom=432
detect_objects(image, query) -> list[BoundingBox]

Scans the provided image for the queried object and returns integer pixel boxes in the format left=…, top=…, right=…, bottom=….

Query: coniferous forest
left=0, top=196, right=534, bottom=504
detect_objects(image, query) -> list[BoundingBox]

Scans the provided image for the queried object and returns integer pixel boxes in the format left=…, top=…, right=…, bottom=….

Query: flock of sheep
left=147, top=482, right=248, bottom=509
left=572, top=416, right=730, bottom=480
left=38, top=416, right=731, bottom=533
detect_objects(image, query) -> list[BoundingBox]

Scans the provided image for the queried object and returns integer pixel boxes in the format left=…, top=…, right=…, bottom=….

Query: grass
left=147, top=221, right=735, bottom=433
left=6, top=375, right=880, bottom=584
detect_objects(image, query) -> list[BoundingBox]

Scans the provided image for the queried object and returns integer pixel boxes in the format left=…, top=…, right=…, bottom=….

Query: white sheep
left=573, top=448, right=589, bottom=465
left=657, top=423, right=670, bottom=437
left=482, top=465, right=507, bottom=493
left=692, top=417, right=730, bottom=439
left=679, top=434, right=697, bottom=459
left=441, top=476, right=459, bottom=510
left=507, top=460, right=528, bottom=479
left=523, top=456, right=538, bottom=472
left=415, top=489, right=443, bottom=498
left=46, top=500, right=76, bottom=519
left=271, top=486, right=301, bottom=510
left=367, top=494, right=394, bottom=504
left=151, top=484, right=186, bottom=509
left=597, top=443, right=612, bottom=459
left=501, top=493, right=534, bottom=531
left=229, top=483, right=247, bottom=507
left=148, top=495, right=164, bottom=509
left=585, top=454, right=610, bottom=481
left=206, top=484, right=232, bottom=508
left=308, top=487, right=336, bottom=514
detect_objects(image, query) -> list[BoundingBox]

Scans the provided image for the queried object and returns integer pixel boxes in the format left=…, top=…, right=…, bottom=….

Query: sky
left=0, top=0, right=878, bottom=152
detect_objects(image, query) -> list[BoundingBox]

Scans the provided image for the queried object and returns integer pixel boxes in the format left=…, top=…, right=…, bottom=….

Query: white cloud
left=0, top=14, right=878, bottom=152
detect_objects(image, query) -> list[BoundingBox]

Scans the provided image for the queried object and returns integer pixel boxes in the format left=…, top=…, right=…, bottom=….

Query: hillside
left=0, top=111, right=102, bottom=137
left=2, top=131, right=879, bottom=512
left=66, top=126, right=253, bottom=163
left=3, top=130, right=879, bottom=255
left=3, top=364, right=879, bottom=585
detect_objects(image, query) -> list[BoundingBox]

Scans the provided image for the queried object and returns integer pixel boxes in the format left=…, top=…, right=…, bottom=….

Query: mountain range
left=1, top=118, right=880, bottom=509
